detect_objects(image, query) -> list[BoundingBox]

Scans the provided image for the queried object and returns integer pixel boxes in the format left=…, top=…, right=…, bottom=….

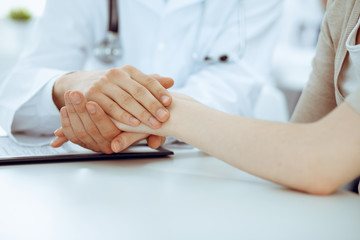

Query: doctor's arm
left=0, top=0, right=171, bottom=146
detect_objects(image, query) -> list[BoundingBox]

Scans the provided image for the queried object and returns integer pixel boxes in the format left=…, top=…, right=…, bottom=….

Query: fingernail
left=129, top=117, right=140, bottom=126
left=65, top=92, right=71, bottom=103
left=149, top=116, right=160, bottom=127
left=70, top=92, right=82, bottom=105
left=156, top=108, right=168, bottom=119
left=54, top=128, right=61, bottom=136
left=86, top=104, right=96, bottom=114
left=112, top=140, right=123, bottom=153
left=61, top=108, right=68, bottom=118
left=161, top=95, right=170, bottom=104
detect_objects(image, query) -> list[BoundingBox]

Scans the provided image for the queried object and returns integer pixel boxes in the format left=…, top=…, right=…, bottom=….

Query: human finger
left=146, top=135, right=166, bottom=149
left=150, top=74, right=175, bottom=90
left=50, top=136, right=68, bottom=148
left=122, top=66, right=173, bottom=107
left=86, top=88, right=141, bottom=127
left=59, top=106, right=88, bottom=149
left=69, top=91, right=115, bottom=154
left=106, top=69, right=169, bottom=124
left=54, top=128, right=65, bottom=137
left=111, top=132, right=149, bottom=153
left=85, top=101, right=123, bottom=139
left=64, top=92, right=101, bottom=152
left=100, top=82, right=164, bottom=129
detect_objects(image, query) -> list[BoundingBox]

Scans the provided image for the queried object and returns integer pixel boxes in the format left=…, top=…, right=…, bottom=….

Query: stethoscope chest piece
left=94, top=31, right=122, bottom=64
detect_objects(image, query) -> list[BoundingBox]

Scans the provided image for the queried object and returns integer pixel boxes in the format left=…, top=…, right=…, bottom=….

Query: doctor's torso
left=44, top=0, right=243, bottom=88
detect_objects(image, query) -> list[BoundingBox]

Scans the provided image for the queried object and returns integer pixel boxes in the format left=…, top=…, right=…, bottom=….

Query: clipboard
left=0, top=139, right=173, bottom=165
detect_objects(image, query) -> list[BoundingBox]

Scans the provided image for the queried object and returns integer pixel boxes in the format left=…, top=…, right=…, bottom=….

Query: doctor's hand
left=50, top=91, right=166, bottom=154
left=52, top=65, right=174, bottom=129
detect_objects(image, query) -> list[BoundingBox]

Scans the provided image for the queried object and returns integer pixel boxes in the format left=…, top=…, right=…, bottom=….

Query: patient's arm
left=56, top=92, right=360, bottom=195
left=114, top=93, right=360, bottom=195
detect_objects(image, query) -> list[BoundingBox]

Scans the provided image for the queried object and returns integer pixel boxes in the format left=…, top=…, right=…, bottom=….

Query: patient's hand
left=50, top=91, right=166, bottom=153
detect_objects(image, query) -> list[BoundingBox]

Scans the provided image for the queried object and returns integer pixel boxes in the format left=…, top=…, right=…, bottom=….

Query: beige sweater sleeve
left=291, top=4, right=338, bottom=123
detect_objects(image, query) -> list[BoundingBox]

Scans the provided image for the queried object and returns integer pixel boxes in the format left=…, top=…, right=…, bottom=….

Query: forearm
left=112, top=94, right=360, bottom=194
left=164, top=100, right=360, bottom=195
left=167, top=100, right=315, bottom=188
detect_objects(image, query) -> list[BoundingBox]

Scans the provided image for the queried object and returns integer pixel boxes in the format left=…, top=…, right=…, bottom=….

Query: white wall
left=271, top=0, right=324, bottom=115
left=0, top=0, right=46, bottom=77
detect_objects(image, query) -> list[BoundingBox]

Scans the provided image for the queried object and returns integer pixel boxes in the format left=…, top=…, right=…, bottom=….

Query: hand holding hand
left=53, top=65, right=174, bottom=129
left=50, top=91, right=166, bottom=153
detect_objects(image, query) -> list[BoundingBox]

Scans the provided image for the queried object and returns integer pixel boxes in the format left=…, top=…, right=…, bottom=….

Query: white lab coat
left=0, top=0, right=283, bottom=146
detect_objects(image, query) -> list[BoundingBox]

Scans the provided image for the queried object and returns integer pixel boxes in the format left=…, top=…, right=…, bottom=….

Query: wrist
left=161, top=94, right=200, bottom=139
left=52, top=74, right=68, bottom=109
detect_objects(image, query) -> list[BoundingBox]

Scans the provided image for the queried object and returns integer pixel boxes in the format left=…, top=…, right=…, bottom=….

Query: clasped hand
left=50, top=65, right=174, bottom=154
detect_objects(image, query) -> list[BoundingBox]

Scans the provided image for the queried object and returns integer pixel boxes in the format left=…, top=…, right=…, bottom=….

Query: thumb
left=150, top=74, right=174, bottom=89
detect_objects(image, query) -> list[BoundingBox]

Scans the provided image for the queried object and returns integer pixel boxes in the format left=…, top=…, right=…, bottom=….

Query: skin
left=53, top=66, right=173, bottom=128
left=51, top=66, right=174, bottom=153
left=54, top=92, right=360, bottom=195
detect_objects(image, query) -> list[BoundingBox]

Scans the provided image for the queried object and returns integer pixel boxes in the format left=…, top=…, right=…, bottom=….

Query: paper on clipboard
left=0, top=136, right=173, bottom=165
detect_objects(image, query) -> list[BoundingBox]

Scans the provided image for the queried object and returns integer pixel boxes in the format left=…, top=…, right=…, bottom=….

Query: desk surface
left=0, top=147, right=359, bottom=240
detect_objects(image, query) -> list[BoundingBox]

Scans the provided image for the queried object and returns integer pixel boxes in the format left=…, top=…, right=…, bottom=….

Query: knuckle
left=121, top=93, right=134, bottom=106
left=87, top=126, right=99, bottom=136
left=107, top=102, right=119, bottom=114
left=139, top=110, right=151, bottom=121
left=148, top=101, right=160, bottom=111
left=156, top=88, right=166, bottom=97
left=107, top=68, right=127, bottom=80
left=102, top=129, right=117, bottom=139
left=111, top=109, right=130, bottom=123
left=133, top=86, right=147, bottom=98
left=75, top=130, right=88, bottom=139
left=85, top=86, right=99, bottom=99
left=98, top=76, right=110, bottom=85
left=144, top=77, right=158, bottom=88
left=66, top=107, right=76, bottom=114
left=106, top=68, right=120, bottom=77
left=121, top=65, right=134, bottom=73
left=119, top=111, right=131, bottom=122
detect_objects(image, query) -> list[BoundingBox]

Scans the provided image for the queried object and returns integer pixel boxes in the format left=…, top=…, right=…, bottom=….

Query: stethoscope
left=94, top=0, right=246, bottom=65
left=94, top=0, right=122, bottom=64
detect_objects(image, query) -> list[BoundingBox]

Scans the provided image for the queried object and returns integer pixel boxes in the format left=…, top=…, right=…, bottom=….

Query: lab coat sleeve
left=0, top=0, right=94, bottom=146
left=175, top=0, right=283, bottom=116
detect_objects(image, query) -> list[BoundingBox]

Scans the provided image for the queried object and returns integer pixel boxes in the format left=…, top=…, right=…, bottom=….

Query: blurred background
left=0, top=0, right=325, bottom=135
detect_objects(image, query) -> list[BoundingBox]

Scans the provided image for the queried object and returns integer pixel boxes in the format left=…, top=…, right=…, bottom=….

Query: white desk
left=0, top=147, right=359, bottom=240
